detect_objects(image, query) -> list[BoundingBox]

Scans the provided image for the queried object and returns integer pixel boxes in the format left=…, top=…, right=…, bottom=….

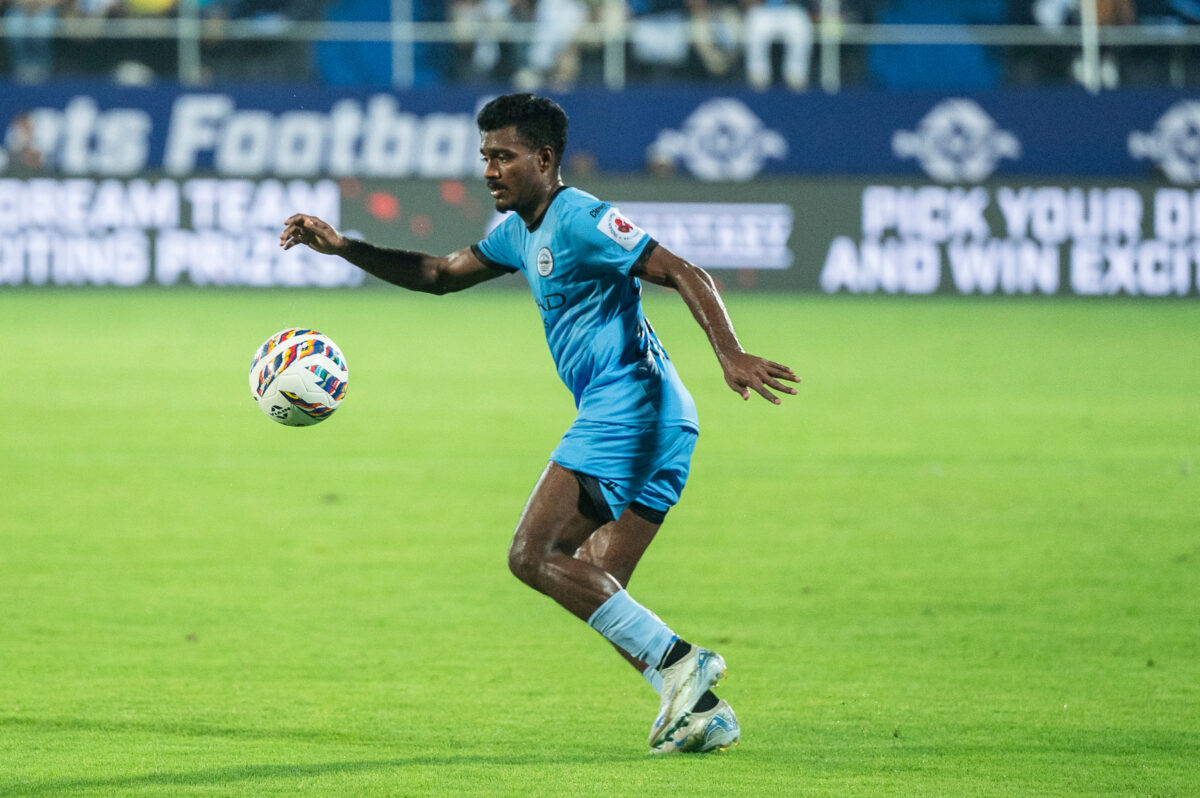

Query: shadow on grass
left=0, top=715, right=639, bottom=796
left=2, top=756, right=624, bottom=796
left=0, top=713, right=385, bottom=746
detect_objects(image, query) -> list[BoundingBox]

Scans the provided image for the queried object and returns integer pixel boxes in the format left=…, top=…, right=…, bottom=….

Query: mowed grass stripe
left=1, top=291, right=1196, bottom=797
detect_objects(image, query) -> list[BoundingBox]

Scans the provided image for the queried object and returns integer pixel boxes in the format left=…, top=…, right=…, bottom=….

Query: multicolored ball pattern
left=249, top=328, right=349, bottom=426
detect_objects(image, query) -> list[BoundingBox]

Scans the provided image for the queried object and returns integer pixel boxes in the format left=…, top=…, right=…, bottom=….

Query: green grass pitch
left=2, top=289, right=1198, bottom=797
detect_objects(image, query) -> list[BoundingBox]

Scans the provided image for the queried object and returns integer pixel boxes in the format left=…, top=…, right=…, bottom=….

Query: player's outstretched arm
left=635, top=245, right=800, bottom=404
left=280, top=214, right=500, bottom=295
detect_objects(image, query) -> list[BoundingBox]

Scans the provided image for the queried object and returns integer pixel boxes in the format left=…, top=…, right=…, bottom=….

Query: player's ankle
left=659, top=638, right=692, bottom=669
left=692, top=690, right=719, bottom=712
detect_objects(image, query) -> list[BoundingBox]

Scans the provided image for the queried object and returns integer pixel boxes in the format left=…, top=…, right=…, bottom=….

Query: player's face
left=480, top=126, right=552, bottom=215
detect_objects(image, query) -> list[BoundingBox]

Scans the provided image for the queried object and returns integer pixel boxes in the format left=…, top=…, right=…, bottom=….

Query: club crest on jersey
left=536, top=247, right=555, bottom=277
left=597, top=207, right=646, bottom=252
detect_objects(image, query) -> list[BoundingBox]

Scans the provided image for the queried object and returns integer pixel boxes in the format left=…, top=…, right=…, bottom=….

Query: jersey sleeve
left=573, top=204, right=658, bottom=277
left=472, top=215, right=522, bottom=274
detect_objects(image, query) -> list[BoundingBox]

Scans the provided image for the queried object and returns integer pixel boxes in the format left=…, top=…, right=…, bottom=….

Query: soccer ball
left=249, top=328, right=348, bottom=426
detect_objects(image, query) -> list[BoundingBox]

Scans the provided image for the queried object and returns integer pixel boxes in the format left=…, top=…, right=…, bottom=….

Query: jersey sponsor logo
left=536, top=246, right=554, bottom=276
left=597, top=206, right=646, bottom=251
left=589, top=203, right=607, bottom=218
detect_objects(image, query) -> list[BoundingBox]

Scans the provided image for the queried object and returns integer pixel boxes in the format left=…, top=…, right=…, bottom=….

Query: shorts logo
left=536, top=247, right=554, bottom=277
left=597, top=206, right=646, bottom=252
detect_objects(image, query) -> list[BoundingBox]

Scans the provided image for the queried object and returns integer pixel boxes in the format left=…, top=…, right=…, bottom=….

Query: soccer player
left=280, top=93, right=799, bottom=754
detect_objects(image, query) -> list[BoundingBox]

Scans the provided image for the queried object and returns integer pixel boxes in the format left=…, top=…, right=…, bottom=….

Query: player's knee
left=507, top=538, right=541, bottom=586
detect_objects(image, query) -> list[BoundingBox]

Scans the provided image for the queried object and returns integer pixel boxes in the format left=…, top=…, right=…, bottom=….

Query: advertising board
left=2, top=84, right=1198, bottom=184
left=2, top=175, right=1196, bottom=296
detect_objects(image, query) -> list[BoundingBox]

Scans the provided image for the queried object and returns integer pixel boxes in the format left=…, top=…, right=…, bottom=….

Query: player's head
left=477, top=94, right=568, bottom=214
left=477, top=93, right=568, bottom=166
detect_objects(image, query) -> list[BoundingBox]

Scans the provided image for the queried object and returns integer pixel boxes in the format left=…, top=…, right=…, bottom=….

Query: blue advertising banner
left=1, top=83, right=1198, bottom=184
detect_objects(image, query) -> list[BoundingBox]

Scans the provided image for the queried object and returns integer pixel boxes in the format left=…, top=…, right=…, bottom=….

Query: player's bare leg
left=575, top=510, right=657, bottom=586
left=509, top=462, right=730, bottom=751
left=577, top=511, right=736, bottom=753
left=576, top=512, right=677, bottom=677
left=507, top=462, right=615, bottom=620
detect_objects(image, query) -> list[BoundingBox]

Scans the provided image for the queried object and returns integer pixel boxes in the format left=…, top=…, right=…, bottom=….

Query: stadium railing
left=0, top=0, right=1198, bottom=92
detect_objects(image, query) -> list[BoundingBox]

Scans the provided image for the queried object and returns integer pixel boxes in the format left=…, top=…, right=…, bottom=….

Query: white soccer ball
left=249, top=328, right=348, bottom=426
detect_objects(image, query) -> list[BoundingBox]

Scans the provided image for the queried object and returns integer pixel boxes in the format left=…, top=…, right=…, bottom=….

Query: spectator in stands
left=53, top=0, right=118, bottom=80
left=512, top=0, right=589, bottom=89
left=1033, top=0, right=1136, bottom=28
left=1031, top=0, right=1135, bottom=88
left=690, top=0, right=740, bottom=78
left=199, top=0, right=326, bottom=83
left=628, top=0, right=739, bottom=83
left=451, top=0, right=531, bottom=83
left=628, top=0, right=689, bottom=80
left=742, top=0, right=813, bottom=90
left=4, top=0, right=63, bottom=83
left=68, top=0, right=119, bottom=18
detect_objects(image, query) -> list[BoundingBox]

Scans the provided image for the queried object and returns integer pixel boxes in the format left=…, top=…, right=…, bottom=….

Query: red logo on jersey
left=614, top=218, right=633, bottom=233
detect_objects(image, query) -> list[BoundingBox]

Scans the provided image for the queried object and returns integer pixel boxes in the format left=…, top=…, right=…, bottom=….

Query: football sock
left=692, top=691, right=719, bottom=712
left=642, top=665, right=663, bottom=693
left=659, top=639, right=692, bottom=670
left=587, top=589, right=678, bottom=666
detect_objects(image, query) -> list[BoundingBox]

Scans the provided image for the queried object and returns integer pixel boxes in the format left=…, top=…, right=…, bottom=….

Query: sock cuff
left=642, top=665, right=664, bottom=694
left=587, top=589, right=677, bottom=665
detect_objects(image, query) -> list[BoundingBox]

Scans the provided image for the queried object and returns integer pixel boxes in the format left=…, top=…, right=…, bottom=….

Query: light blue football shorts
left=550, top=419, right=699, bottom=524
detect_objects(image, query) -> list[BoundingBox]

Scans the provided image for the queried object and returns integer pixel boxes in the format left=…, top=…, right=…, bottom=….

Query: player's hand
left=719, top=351, right=800, bottom=405
left=280, top=214, right=347, bottom=255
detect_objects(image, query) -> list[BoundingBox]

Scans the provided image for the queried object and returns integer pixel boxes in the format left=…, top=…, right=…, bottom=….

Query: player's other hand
left=719, top=351, right=800, bottom=405
left=280, top=214, right=347, bottom=255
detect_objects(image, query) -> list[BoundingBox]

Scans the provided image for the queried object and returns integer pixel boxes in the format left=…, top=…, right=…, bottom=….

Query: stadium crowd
left=1, top=0, right=1197, bottom=88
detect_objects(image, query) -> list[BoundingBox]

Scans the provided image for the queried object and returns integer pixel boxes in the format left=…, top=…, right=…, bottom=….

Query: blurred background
left=1, top=0, right=1199, bottom=295
left=3, top=0, right=1199, bottom=90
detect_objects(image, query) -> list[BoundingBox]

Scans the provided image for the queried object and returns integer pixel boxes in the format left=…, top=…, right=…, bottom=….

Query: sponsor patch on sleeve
left=596, top=206, right=646, bottom=252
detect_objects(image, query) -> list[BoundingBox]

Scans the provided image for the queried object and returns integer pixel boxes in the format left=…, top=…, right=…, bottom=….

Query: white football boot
left=648, top=645, right=727, bottom=747
left=650, top=698, right=740, bottom=754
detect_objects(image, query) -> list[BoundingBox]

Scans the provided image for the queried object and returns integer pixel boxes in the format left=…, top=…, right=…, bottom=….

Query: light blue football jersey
left=472, top=187, right=698, bottom=432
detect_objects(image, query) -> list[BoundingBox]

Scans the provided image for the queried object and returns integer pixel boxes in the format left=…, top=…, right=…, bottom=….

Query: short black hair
left=477, top=93, right=569, bottom=165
